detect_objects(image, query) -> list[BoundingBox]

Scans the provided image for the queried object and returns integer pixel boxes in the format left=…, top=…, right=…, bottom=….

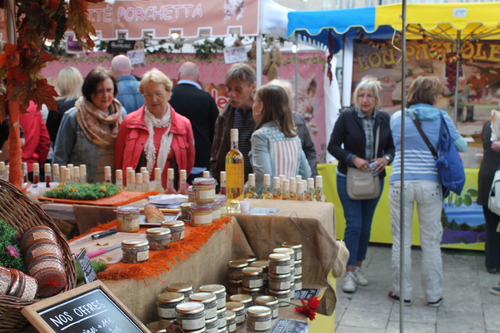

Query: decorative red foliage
left=294, top=296, right=320, bottom=321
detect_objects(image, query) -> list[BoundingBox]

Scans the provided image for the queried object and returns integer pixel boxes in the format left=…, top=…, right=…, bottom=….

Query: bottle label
left=225, top=164, right=244, bottom=200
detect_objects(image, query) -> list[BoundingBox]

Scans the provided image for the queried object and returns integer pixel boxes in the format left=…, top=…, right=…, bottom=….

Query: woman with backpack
left=388, top=75, right=467, bottom=307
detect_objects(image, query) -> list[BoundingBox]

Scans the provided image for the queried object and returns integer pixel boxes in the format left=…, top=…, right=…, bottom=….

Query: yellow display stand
left=318, top=163, right=485, bottom=251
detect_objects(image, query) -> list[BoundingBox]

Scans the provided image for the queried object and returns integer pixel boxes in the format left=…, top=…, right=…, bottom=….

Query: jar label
left=193, top=213, right=212, bottom=226
left=212, top=209, right=221, bottom=220
left=272, top=308, right=279, bottom=318
left=216, top=298, right=226, bottom=309
left=229, top=323, right=237, bottom=332
left=296, top=252, right=302, bottom=260
left=137, top=250, right=149, bottom=262
left=254, top=320, right=272, bottom=330
left=295, top=265, right=302, bottom=275
left=248, top=278, right=263, bottom=288
left=217, top=317, right=227, bottom=328
left=205, top=306, right=217, bottom=318
left=275, top=265, right=290, bottom=274
left=235, top=314, right=245, bottom=324
left=295, top=281, right=302, bottom=291
left=117, top=214, right=140, bottom=232
left=158, top=307, right=176, bottom=319
left=206, top=326, right=218, bottom=333
left=279, top=281, right=291, bottom=290
left=197, top=188, right=216, bottom=200
left=181, top=317, right=205, bottom=330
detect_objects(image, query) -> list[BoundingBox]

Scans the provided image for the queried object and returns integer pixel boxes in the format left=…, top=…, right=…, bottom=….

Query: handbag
left=488, top=169, right=500, bottom=216
left=346, top=127, right=381, bottom=200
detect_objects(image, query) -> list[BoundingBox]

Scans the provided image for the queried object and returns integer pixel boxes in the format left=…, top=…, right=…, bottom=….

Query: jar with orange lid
left=193, top=177, right=217, bottom=204
left=121, top=239, right=149, bottom=263
left=162, top=221, right=185, bottom=241
left=114, top=205, right=141, bottom=232
left=24, top=241, right=64, bottom=267
left=20, top=226, right=57, bottom=253
left=146, top=228, right=171, bottom=251
left=27, top=256, right=67, bottom=297
left=191, top=203, right=213, bottom=227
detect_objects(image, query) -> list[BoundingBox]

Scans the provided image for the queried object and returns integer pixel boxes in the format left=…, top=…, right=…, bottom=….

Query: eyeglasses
left=143, top=91, right=167, bottom=99
left=358, top=94, right=376, bottom=100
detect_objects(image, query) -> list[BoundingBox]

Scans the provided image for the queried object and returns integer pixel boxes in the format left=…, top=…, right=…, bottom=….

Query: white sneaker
left=342, top=271, right=357, bottom=293
left=354, top=267, right=369, bottom=286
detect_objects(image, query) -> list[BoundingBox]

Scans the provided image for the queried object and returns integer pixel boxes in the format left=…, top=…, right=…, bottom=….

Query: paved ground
left=335, top=244, right=500, bottom=333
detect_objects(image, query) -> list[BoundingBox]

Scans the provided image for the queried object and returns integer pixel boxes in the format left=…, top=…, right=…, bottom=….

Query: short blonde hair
left=56, top=67, right=83, bottom=101
left=354, top=76, right=382, bottom=111
left=139, top=68, right=173, bottom=93
left=268, top=79, right=294, bottom=101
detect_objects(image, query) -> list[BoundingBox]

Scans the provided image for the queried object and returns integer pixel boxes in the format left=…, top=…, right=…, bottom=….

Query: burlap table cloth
left=234, top=199, right=349, bottom=317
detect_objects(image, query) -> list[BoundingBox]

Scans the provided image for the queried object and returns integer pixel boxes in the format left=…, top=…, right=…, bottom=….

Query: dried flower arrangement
left=44, top=183, right=120, bottom=200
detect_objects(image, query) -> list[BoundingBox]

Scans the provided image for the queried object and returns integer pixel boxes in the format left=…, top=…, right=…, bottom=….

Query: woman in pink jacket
left=115, top=68, right=195, bottom=190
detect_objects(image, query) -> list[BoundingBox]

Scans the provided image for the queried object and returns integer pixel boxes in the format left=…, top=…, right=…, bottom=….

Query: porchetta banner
left=86, top=0, right=260, bottom=40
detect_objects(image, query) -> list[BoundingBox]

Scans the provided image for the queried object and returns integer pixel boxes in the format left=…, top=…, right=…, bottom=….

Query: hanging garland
left=356, top=28, right=400, bottom=49
left=421, top=31, right=460, bottom=63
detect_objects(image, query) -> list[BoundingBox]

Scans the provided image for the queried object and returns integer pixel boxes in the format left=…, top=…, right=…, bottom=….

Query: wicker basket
left=0, top=178, right=77, bottom=332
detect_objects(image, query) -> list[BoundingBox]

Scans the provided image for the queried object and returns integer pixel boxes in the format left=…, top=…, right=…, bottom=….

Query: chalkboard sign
left=22, top=280, right=150, bottom=333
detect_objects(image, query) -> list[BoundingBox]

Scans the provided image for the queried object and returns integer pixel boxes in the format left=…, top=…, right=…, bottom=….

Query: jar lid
left=162, top=221, right=185, bottom=228
left=215, top=194, right=227, bottom=203
left=146, top=320, right=171, bottom=332
left=255, top=295, right=278, bottom=306
left=268, top=288, right=291, bottom=295
left=295, top=259, right=302, bottom=265
left=189, top=292, right=217, bottom=304
left=268, top=272, right=291, bottom=279
left=225, top=301, right=244, bottom=312
left=115, top=205, right=140, bottom=214
left=250, top=261, right=269, bottom=269
left=146, top=228, right=171, bottom=236
left=226, top=310, right=236, bottom=321
left=217, top=306, right=227, bottom=315
left=205, top=316, right=217, bottom=325
left=242, top=267, right=263, bottom=276
left=180, top=202, right=192, bottom=209
left=247, top=305, right=271, bottom=317
left=188, top=328, right=206, bottom=333
left=199, top=284, right=226, bottom=295
left=228, top=279, right=242, bottom=284
left=167, top=282, right=193, bottom=293
left=175, top=301, right=205, bottom=314
left=241, top=286, right=262, bottom=293
left=193, top=177, right=217, bottom=186
left=227, top=259, right=249, bottom=269
left=122, top=239, right=149, bottom=248
left=229, top=294, right=252, bottom=304
left=191, top=203, right=214, bottom=212
left=268, top=253, right=291, bottom=262
left=157, top=292, right=184, bottom=303
left=282, top=241, right=302, bottom=249
left=294, top=274, right=302, bottom=280
left=241, top=257, right=257, bottom=264
left=273, top=247, right=295, bottom=257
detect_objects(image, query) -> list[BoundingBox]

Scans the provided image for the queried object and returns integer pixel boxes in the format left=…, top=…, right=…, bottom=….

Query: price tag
left=224, top=46, right=248, bottom=64
left=76, top=249, right=98, bottom=284
left=127, top=49, right=145, bottom=65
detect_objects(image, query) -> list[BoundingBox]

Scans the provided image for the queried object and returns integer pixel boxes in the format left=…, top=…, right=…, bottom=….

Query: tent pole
left=256, top=34, right=263, bottom=88
left=294, top=33, right=299, bottom=112
left=453, top=32, right=461, bottom=125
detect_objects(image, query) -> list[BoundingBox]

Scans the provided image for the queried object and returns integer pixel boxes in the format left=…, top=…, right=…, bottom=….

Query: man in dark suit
left=169, top=62, right=219, bottom=183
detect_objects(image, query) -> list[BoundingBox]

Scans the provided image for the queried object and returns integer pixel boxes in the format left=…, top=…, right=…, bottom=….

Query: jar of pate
left=255, top=295, right=279, bottom=319
left=268, top=253, right=292, bottom=275
left=157, top=292, right=185, bottom=320
left=225, top=302, right=245, bottom=325
left=193, top=177, right=217, bottom=203
left=162, top=221, right=185, bottom=242
left=199, top=284, right=227, bottom=309
left=294, top=260, right=302, bottom=276
left=20, top=226, right=58, bottom=253
left=273, top=248, right=295, bottom=272
left=229, top=294, right=252, bottom=309
left=226, top=310, right=236, bottom=332
left=268, top=273, right=292, bottom=291
left=246, top=306, right=272, bottom=332
left=250, top=261, right=269, bottom=285
left=268, top=289, right=292, bottom=306
left=216, top=307, right=227, bottom=329
left=191, top=203, right=213, bottom=227
left=24, top=240, right=64, bottom=267
left=215, top=195, right=227, bottom=217
left=240, top=287, right=262, bottom=299
left=205, top=315, right=218, bottom=333
left=189, top=292, right=218, bottom=319
left=114, top=205, right=141, bottom=232
left=122, top=239, right=149, bottom=263
left=146, top=228, right=171, bottom=251
left=227, top=279, right=242, bottom=295
left=27, top=256, right=66, bottom=297
left=281, top=241, right=302, bottom=261
left=167, top=282, right=193, bottom=298
left=146, top=320, right=171, bottom=333
left=241, top=267, right=263, bottom=289
left=175, top=301, right=206, bottom=331
left=180, top=202, right=193, bottom=223
left=294, top=274, right=303, bottom=291
left=227, top=259, right=248, bottom=280
left=212, top=201, right=221, bottom=221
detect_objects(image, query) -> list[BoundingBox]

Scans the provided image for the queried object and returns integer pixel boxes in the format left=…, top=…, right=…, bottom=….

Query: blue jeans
left=337, top=173, right=384, bottom=266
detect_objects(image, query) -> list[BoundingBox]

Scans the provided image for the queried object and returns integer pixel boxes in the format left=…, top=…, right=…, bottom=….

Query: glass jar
left=227, top=259, right=248, bottom=280
left=193, top=177, right=217, bottom=203
left=250, top=261, right=269, bottom=285
left=216, top=307, right=227, bottom=329
left=114, top=205, right=141, bottom=232
left=175, top=302, right=206, bottom=331
left=180, top=202, right=193, bottom=223
left=268, top=289, right=292, bottom=306
left=167, top=282, right=193, bottom=299
left=189, top=292, right=218, bottom=319
left=281, top=242, right=302, bottom=261
left=268, top=253, right=292, bottom=274
left=122, top=239, right=149, bottom=263
left=146, top=228, right=171, bottom=251
left=226, top=310, right=236, bottom=333
left=294, top=260, right=302, bottom=276
left=162, top=221, right=185, bottom=242
left=20, top=226, right=58, bottom=253
left=255, top=296, right=279, bottom=319
left=215, top=195, right=227, bottom=217
left=225, top=302, right=245, bottom=325
left=199, top=284, right=227, bottom=309
left=294, top=274, right=302, bottom=291
left=188, top=185, right=195, bottom=202
left=191, top=203, right=213, bottom=227
left=157, top=292, right=185, bottom=320
left=212, top=201, right=221, bottom=221
left=229, top=294, right=252, bottom=309
left=205, top=315, right=218, bottom=333
left=268, top=273, right=292, bottom=291
left=146, top=320, right=171, bottom=333
left=241, top=267, right=263, bottom=289
left=245, top=306, right=272, bottom=332
left=227, top=279, right=242, bottom=295
left=240, top=287, right=262, bottom=299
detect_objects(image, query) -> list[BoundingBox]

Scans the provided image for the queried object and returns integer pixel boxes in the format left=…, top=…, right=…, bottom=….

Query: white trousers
left=389, top=181, right=443, bottom=302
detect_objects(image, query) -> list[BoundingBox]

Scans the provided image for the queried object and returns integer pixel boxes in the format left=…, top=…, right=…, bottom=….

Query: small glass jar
left=268, top=289, right=292, bottom=306
left=20, top=226, right=58, bottom=253
left=273, top=247, right=295, bottom=262
left=255, top=296, right=279, bottom=319
left=240, top=287, right=262, bottom=299
left=146, top=228, right=171, bottom=251
left=199, top=284, right=227, bottom=309
left=215, top=195, right=227, bottom=217
left=175, top=302, right=206, bottom=331
left=246, top=306, right=272, bottom=332
left=294, top=274, right=302, bottom=291
left=189, top=292, right=218, bottom=319
left=180, top=202, right=193, bottom=223
left=250, top=261, right=269, bottom=285
left=191, top=203, right=214, bottom=227
left=241, top=267, right=263, bottom=289
left=114, top=205, right=141, bottom=232
left=229, top=294, right=252, bottom=309
left=205, top=315, right=218, bottom=333
left=294, top=260, right=302, bottom=276
left=216, top=307, right=227, bottom=329
left=162, top=221, right=185, bottom=242
left=212, top=201, right=221, bottom=221
left=122, top=239, right=149, bottom=263
left=167, top=282, right=194, bottom=299
left=268, top=253, right=292, bottom=275
left=193, top=177, right=217, bottom=203
left=157, top=292, right=185, bottom=320
left=227, top=279, right=242, bottom=295
left=226, top=310, right=236, bottom=333
left=225, top=302, right=245, bottom=325
left=281, top=241, right=302, bottom=261
left=188, top=185, right=195, bottom=202
left=146, top=320, right=171, bottom=333
left=227, top=259, right=249, bottom=280
left=268, top=273, right=292, bottom=291
left=242, top=257, right=257, bottom=265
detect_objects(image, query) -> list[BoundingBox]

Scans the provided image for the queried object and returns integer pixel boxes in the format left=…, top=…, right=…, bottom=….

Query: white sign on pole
left=127, top=49, right=145, bottom=65
left=224, top=46, right=248, bottom=64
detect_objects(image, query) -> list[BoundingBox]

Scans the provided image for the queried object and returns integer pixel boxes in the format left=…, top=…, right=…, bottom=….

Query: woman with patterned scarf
left=53, top=67, right=126, bottom=183
left=115, top=68, right=195, bottom=191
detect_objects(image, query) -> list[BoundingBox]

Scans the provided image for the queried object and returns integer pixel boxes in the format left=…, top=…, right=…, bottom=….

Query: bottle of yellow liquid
left=225, top=128, right=244, bottom=202
left=272, top=177, right=281, bottom=200
left=245, top=173, right=258, bottom=199
left=260, top=174, right=272, bottom=199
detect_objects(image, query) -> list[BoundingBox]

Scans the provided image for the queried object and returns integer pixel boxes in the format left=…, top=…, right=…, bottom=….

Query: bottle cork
left=154, top=168, right=162, bottom=180
left=230, top=128, right=238, bottom=142
left=307, top=178, right=314, bottom=189
left=248, top=173, right=255, bottom=186
left=315, top=175, right=323, bottom=187
left=220, top=171, right=226, bottom=182
left=180, top=169, right=187, bottom=180
left=263, top=174, right=270, bottom=186
left=52, top=164, right=60, bottom=176
left=135, top=173, right=143, bottom=186
left=167, top=168, right=174, bottom=180
left=273, top=177, right=280, bottom=189
left=44, top=163, right=51, bottom=174
left=73, top=166, right=80, bottom=179
left=116, top=169, right=123, bottom=180
left=32, top=163, right=39, bottom=173
left=104, top=166, right=111, bottom=179
left=79, top=164, right=86, bottom=176
left=203, top=170, right=210, bottom=178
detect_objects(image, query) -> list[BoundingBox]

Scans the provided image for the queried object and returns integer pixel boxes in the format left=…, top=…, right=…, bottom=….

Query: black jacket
left=327, top=107, right=395, bottom=179
left=293, top=112, right=318, bottom=178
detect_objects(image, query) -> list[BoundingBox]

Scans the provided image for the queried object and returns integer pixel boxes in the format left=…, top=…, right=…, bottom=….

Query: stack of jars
left=282, top=242, right=303, bottom=291
left=0, top=266, right=38, bottom=300
left=188, top=177, right=227, bottom=227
